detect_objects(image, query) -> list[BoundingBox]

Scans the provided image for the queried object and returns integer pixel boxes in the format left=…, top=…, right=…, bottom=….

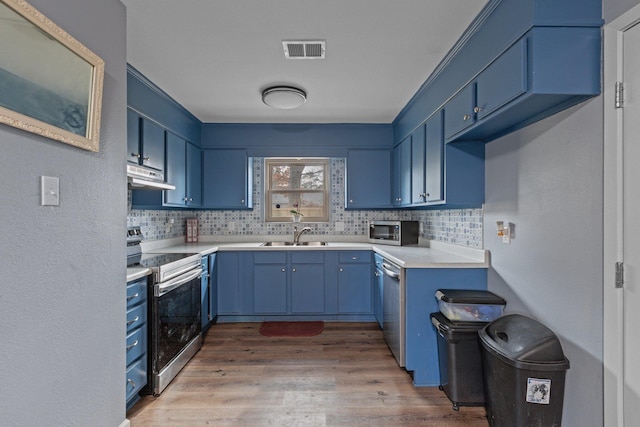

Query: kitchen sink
left=261, top=241, right=327, bottom=246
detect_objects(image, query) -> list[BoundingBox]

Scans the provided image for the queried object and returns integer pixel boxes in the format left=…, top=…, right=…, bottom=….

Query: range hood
left=127, top=164, right=176, bottom=190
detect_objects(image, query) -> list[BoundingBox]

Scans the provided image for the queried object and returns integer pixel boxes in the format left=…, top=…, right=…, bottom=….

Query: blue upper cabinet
left=186, top=142, right=202, bottom=207
left=164, top=132, right=187, bottom=206
left=444, top=27, right=600, bottom=143
left=424, top=112, right=444, bottom=204
left=392, top=137, right=412, bottom=207
left=393, top=0, right=602, bottom=145
left=202, top=149, right=253, bottom=209
left=345, top=149, right=392, bottom=209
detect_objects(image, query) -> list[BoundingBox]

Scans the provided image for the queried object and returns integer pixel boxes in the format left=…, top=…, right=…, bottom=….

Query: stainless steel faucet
left=293, top=226, right=312, bottom=243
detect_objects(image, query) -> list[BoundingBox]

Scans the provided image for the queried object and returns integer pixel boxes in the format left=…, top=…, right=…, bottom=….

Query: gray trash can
left=479, top=314, right=570, bottom=427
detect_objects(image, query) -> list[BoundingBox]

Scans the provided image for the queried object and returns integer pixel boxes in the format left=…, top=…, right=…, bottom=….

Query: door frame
left=603, top=5, right=640, bottom=426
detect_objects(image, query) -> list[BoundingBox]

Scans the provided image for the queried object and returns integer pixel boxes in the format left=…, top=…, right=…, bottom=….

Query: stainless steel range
left=127, top=226, right=203, bottom=396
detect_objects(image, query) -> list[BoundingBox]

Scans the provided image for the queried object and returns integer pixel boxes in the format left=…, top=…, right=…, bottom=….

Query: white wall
left=0, top=0, right=127, bottom=425
left=484, top=98, right=604, bottom=426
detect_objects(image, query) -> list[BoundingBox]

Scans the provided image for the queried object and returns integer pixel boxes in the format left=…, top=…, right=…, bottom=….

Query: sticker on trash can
left=526, top=378, right=551, bottom=404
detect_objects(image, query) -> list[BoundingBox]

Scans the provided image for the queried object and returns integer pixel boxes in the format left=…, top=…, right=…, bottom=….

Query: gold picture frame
left=0, top=0, right=105, bottom=152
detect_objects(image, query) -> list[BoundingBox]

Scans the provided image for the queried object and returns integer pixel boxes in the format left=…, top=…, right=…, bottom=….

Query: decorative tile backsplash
left=128, top=157, right=483, bottom=248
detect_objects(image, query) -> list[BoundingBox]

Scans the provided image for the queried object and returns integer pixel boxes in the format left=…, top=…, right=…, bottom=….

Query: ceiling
left=122, top=0, right=489, bottom=124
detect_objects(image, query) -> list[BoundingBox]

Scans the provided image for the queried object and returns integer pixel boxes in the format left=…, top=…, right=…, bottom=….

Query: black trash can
left=479, top=314, right=570, bottom=427
left=430, top=311, right=487, bottom=410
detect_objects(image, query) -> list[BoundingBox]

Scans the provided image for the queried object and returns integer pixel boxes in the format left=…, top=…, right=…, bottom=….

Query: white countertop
left=135, top=236, right=489, bottom=270
left=126, top=266, right=152, bottom=282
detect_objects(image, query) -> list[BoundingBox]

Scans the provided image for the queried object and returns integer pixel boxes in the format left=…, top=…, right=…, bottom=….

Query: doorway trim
left=603, top=4, right=640, bottom=426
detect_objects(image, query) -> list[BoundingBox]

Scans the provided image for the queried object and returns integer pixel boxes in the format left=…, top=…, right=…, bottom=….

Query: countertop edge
left=139, top=239, right=489, bottom=269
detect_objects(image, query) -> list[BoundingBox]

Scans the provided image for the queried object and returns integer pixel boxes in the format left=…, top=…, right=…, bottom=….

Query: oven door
left=149, top=267, right=202, bottom=394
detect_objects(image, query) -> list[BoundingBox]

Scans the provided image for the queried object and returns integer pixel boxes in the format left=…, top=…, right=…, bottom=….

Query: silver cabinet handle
left=127, top=315, right=139, bottom=326
left=292, top=268, right=296, bottom=272
left=127, top=379, right=136, bottom=388
left=339, top=268, right=344, bottom=272
left=463, top=114, right=471, bottom=121
left=474, top=106, right=483, bottom=113
left=281, top=268, right=286, bottom=272
left=351, top=256, right=358, bottom=260
left=126, top=340, right=139, bottom=351
left=349, top=199, right=354, bottom=203
left=143, top=156, right=150, bottom=161
left=126, top=293, right=139, bottom=300
left=130, top=153, right=140, bottom=158
left=241, top=199, right=245, bottom=203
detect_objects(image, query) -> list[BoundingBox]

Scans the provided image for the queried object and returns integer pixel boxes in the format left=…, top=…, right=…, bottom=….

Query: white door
left=605, top=7, right=640, bottom=425
left=622, top=21, right=640, bottom=426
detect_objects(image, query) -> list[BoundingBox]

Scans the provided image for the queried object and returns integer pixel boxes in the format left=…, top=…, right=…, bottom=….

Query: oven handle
left=155, top=268, right=202, bottom=297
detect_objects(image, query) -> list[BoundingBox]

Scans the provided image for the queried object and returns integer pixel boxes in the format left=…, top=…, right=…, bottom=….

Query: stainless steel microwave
left=368, top=220, right=419, bottom=246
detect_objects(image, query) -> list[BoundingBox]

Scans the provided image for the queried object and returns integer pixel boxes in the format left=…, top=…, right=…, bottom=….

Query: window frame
left=264, top=157, right=330, bottom=223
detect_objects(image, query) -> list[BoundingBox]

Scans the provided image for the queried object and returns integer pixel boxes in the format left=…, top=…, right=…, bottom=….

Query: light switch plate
left=41, top=176, right=59, bottom=206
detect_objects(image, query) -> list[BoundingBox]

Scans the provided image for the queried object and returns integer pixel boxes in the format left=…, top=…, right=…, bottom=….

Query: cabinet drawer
left=126, top=302, right=146, bottom=334
left=126, top=278, right=147, bottom=309
left=338, top=251, right=371, bottom=264
left=125, top=356, right=147, bottom=402
left=290, top=251, right=324, bottom=264
left=126, top=325, right=147, bottom=366
left=254, top=252, right=287, bottom=264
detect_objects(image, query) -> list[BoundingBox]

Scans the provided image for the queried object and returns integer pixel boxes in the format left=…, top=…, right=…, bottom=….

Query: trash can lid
left=430, top=311, right=487, bottom=336
left=435, top=289, right=506, bottom=305
left=479, top=314, right=570, bottom=371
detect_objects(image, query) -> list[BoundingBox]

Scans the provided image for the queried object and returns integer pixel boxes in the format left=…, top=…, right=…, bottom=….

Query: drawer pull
left=127, top=378, right=136, bottom=388
left=351, top=256, right=358, bottom=260
left=127, top=293, right=139, bottom=300
left=126, top=340, right=139, bottom=351
left=127, top=315, right=139, bottom=326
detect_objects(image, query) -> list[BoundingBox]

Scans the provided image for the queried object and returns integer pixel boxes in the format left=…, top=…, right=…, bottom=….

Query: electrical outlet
left=228, top=222, right=235, bottom=231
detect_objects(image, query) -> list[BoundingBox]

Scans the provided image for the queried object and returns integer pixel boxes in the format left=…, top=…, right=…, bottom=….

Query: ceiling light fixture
left=262, top=86, right=307, bottom=109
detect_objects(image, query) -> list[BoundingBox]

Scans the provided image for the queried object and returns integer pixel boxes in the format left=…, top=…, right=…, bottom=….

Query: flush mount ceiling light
left=262, top=86, right=307, bottom=109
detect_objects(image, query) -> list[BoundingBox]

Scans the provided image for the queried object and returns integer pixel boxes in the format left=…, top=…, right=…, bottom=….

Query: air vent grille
left=282, top=40, right=326, bottom=59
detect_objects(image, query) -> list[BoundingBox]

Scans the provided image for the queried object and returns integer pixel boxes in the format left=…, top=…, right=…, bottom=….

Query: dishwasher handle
left=381, top=262, right=400, bottom=280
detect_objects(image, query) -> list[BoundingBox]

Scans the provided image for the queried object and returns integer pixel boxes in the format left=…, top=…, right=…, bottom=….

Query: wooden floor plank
left=128, top=322, right=488, bottom=426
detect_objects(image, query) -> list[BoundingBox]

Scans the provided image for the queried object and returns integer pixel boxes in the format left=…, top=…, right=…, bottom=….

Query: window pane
left=269, top=191, right=325, bottom=219
left=270, top=164, right=324, bottom=190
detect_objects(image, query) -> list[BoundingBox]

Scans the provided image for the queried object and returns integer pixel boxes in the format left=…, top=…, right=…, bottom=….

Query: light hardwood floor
left=127, top=322, right=489, bottom=426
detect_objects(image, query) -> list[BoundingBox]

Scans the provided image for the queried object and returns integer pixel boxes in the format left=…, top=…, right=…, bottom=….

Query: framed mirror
left=0, top=0, right=105, bottom=152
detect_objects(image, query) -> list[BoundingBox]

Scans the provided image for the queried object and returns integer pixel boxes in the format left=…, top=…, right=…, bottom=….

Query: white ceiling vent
left=282, top=40, right=326, bottom=59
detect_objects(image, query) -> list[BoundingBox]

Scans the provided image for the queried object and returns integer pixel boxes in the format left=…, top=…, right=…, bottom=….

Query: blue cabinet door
left=345, top=149, right=392, bottom=209
left=217, top=252, right=241, bottom=314
left=476, top=38, right=527, bottom=121
left=373, top=254, right=384, bottom=329
left=253, top=264, right=288, bottom=314
left=164, top=132, right=187, bottom=206
left=337, top=263, right=372, bottom=314
left=127, top=109, right=140, bottom=165
left=200, top=255, right=209, bottom=329
left=410, top=124, right=426, bottom=205
left=208, top=253, right=217, bottom=322
left=392, top=137, right=412, bottom=207
left=140, top=118, right=165, bottom=171
left=425, top=111, right=444, bottom=203
left=291, top=264, right=325, bottom=313
left=202, top=149, right=252, bottom=209
left=444, top=84, right=476, bottom=140
left=186, top=143, right=202, bottom=207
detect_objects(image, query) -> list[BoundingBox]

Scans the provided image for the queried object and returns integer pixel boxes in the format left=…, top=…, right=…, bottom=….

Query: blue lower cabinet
left=404, top=268, right=487, bottom=387
left=201, top=255, right=210, bottom=329
left=125, top=276, right=148, bottom=411
left=217, top=250, right=375, bottom=320
left=373, top=254, right=384, bottom=328
left=337, top=251, right=373, bottom=315
left=254, top=264, right=288, bottom=314
left=208, top=253, right=218, bottom=323
left=217, top=252, right=241, bottom=315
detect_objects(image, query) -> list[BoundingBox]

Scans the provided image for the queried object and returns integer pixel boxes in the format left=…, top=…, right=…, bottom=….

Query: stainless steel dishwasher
left=382, top=259, right=405, bottom=367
